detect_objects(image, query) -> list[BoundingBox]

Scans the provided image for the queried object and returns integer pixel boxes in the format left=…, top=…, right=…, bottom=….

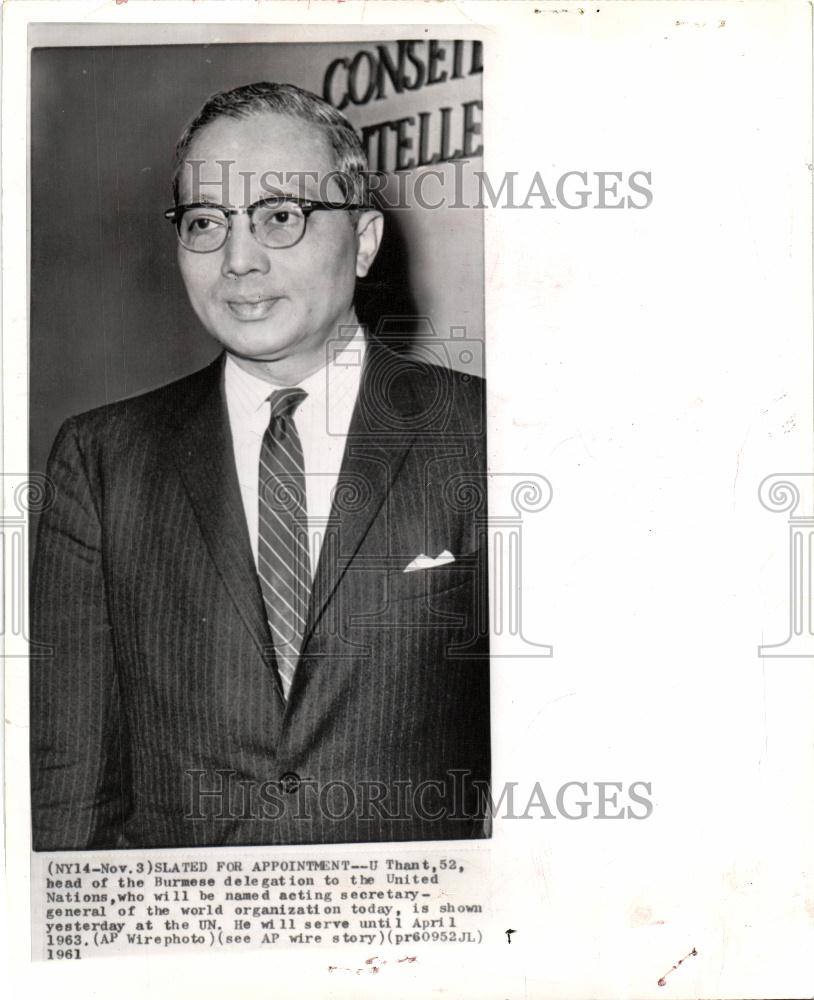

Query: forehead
left=178, top=111, right=337, bottom=203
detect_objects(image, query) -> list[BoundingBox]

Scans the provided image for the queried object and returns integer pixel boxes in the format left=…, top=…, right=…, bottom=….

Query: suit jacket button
left=279, top=771, right=300, bottom=794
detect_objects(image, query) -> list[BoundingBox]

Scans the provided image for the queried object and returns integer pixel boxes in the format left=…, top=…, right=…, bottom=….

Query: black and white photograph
left=3, top=3, right=814, bottom=998
left=28, top=40, right=490, bottom=850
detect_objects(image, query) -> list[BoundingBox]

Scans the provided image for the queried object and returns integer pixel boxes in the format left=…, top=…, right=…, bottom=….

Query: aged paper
left=3, top=1, right=813, bottom=997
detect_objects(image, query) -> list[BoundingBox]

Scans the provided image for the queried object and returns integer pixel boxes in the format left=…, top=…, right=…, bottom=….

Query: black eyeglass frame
left=163, top=195, right=366, bottom=253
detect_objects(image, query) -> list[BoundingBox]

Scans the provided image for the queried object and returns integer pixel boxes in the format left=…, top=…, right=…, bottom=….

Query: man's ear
left=354, top=210, right=384, bottom=278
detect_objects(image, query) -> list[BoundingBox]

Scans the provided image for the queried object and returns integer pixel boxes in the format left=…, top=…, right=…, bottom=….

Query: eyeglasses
left=163, top=196, right=364, bottom=253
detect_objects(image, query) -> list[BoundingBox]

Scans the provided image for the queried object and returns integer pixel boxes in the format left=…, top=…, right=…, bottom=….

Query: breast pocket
left=344, top=549, right=484, bottom=635
left=389, top=549, right=481, bottom=602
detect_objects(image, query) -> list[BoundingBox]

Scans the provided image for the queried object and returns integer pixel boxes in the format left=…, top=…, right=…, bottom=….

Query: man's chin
left=227, top=347, right=293, bottom=365
left=212, top=327, right=297, bottom=363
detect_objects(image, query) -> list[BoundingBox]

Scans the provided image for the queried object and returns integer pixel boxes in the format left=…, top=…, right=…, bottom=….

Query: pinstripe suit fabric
left=30, top=341, right=490, bottom=849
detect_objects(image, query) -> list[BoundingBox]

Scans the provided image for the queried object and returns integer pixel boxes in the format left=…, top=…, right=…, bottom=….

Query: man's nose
left=220, top=214, right=271, bottom=277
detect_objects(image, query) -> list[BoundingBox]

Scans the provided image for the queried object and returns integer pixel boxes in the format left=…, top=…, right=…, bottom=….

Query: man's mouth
left=225, top=296, right=280, bottom=320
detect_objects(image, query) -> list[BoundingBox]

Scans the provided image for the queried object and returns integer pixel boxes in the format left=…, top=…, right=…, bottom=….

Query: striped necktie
left=258, top=387, right=310, bottom=699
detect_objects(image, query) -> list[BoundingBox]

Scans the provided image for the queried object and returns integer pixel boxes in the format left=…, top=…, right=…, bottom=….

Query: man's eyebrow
left=256, top=187, right=306, bottom=200
left=175, top=194, right=226, bottom=207
left=178, top=193, right=312, bottom=210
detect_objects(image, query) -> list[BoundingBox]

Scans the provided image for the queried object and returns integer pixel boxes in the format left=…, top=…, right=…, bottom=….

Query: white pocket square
left=403, top=550, right=455, bottom=573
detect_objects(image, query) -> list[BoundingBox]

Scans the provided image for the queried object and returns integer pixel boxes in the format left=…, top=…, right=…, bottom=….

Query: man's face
left=175, top=111, right=381, bottom=371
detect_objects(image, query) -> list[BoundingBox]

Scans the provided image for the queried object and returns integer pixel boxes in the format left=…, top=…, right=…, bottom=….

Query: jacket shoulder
left=366, top=339, right=484, bottom=424
left=407, top=356, right=485, bottom=431
left=61, top=357, right=223, bottom=442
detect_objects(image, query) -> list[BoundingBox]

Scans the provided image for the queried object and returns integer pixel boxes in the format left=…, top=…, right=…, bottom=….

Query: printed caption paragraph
left=32, top=849, right=488, bottom=960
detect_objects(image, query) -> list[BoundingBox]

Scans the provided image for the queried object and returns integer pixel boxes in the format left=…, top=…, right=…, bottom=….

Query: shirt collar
left=224, top=329, right=367, bottom=417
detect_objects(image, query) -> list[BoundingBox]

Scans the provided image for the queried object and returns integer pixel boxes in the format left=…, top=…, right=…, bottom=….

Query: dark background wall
left=30, top=41, right=484, bottom=480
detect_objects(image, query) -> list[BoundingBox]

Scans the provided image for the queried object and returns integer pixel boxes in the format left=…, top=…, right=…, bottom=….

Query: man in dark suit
left=30, top=82, right=489, bottom=850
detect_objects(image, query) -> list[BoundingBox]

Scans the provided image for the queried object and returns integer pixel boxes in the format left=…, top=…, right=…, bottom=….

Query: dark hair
left=172, top=81, right=369, bottom=206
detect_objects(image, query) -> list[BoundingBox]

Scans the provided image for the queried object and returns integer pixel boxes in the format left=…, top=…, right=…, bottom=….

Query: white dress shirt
left=224, top=330, right=366, bottom=578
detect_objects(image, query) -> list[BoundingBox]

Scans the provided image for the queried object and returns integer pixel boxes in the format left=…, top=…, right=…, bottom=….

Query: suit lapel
left=302, top=341, right=420, bottom=645
left=169, top=357, right=277, bottom=684
left=164, top=345, right=422, bottom=687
